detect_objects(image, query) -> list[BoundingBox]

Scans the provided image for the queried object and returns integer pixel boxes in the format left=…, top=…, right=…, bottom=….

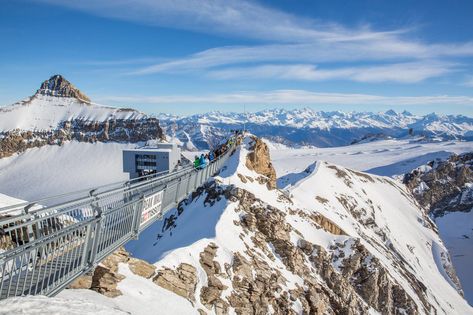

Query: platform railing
left=0, top=139, right=238, bottom=299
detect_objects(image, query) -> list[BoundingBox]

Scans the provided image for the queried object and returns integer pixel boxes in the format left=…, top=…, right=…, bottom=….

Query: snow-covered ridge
left=0, top=75, right=164, bottom=159
left=0, top=95, right=145, bottom=131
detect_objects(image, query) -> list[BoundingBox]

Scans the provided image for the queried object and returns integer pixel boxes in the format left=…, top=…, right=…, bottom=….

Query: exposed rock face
left=153, top=263, right=198, bottom=302
left=0, top=116, right=164, bottom=159
left=199, top=243, right=229, bottom=313
left=153, top=174, right=429, bottom=314
left=68, top=274, right=93, bottom=290
left=230, top=186, right=421, bottom=314
left=36, top=75, right=91, bottom=103
left=403, top=152, right=473, bottom=217
left=69, top=247, right=156, bottom=297
left=310, top=213, right=347, bottom=235
left=245, top=136, right=277, bottom=189
left=128, top=257, right=156, bottom=279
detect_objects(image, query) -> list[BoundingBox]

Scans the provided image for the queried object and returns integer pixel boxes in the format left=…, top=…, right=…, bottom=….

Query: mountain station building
left=123, top=143, right=181, bottom=179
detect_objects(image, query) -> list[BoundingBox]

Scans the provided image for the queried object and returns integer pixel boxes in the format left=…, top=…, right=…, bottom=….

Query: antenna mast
left=243, top=104, right=246, bottom=134
left=171, top=120, right=177, bottom=143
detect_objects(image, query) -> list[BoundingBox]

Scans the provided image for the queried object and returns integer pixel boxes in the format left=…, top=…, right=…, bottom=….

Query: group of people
left=193, top=132, right=241, bottom=170
left=193, top=151, right=214, bottom=169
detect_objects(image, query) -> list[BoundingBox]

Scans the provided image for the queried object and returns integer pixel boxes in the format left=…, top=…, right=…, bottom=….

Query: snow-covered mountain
left=19, top=135, right=464, bottom=314
left=0, top=75, right=164, bottom=158
left=160, top=108, right=473, bottom=149
left=403, top=153, right=473, bottom=303
left=2, top=75, right=472, bottom=157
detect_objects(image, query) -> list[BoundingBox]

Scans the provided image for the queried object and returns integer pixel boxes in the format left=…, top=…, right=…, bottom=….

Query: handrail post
left=87, top=202, right=103, bottom=267
left=185, top=173, right=192, bottom=194
left=131, top=195, right=144, bottom=239
left=175, top=177, right=181, bottom=204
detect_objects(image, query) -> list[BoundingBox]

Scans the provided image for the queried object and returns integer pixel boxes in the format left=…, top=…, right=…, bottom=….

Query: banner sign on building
left=140, top=191, right=164, bottom=226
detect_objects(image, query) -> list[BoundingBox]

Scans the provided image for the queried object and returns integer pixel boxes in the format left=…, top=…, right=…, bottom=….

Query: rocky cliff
left=403, top=152, right=473, bottom=217
left=63, top=136, right=472, bottom=314
left=245, top=136, right=277, bottom=189
left=0, top=75, right=165, bottom=158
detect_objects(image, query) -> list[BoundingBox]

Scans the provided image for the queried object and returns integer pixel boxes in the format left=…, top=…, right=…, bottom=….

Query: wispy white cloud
left=33, top=0, right=401, bottom=44
left=79, top=57, right=164, bottom=66
left=34, top=0, right=473, bottom=85
left=208, top=61, right=457, bottom=83
left=129, top=41, right=473, bottom=77
left=97, top=90, right=473, bottom=107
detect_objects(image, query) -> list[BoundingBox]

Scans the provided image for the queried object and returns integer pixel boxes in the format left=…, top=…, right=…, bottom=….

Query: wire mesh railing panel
left=0, top=222, right=92, bottom=299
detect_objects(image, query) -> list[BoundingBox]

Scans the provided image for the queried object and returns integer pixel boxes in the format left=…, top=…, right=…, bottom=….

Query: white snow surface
left=0, top=192, right=25, bottom=208
left=269, top=138, right=473, bottom=177
left=436, top=210, right=473, bottom=304
left=0, top=295, right=128, bottom=315
left=0, top=141, right=135, bottom=202
left=0, top=95, right=145, bottom=131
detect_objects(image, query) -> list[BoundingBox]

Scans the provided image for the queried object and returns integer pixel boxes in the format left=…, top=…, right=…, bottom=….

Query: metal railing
left=0, top=140, right=238, bottom=299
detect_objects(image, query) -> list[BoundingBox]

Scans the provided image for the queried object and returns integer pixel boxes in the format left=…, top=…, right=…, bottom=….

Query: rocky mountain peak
left=35, top=74, right=91, bottom=103
left=245, top=136, right=277, bottom=189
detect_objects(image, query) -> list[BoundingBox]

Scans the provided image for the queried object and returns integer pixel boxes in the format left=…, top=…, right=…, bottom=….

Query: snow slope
left=0, top=295, right=128, bottom=315
left=59, top=136, right=472, bottom=314
left=269, top=138, right=473, bottom=178
left=0, top=141, right=136, bottom=202
left=0, top=95, right=145, bottom=131
left=289, top=161, right=469, bottom=312
left=436, top=210, right=473, bottom=304
left=0, top=192, right=25, bottom=208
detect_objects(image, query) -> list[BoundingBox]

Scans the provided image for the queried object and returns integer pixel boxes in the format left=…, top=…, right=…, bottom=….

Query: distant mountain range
left=1, top=75, right=473, bottom=157
left=159, top=108, right=473, bottom=149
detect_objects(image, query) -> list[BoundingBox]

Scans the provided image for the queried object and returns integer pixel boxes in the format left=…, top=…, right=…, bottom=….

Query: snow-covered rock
left=0, top=75, right=165, bottom=158
left=403, top=152, right=473, bottom=304
left=54, top=135, right=472, bottom=314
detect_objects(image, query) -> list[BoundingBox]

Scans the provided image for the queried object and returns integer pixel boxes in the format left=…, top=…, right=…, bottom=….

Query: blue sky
left=1, top=0, right=473, bottom=115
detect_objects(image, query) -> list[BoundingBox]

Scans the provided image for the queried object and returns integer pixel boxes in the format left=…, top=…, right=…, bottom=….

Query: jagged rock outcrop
left=245, top=136, right=277, bottom=189
left=69, top=247, right=156, bottom=297
left=153, top=263, right=198, bottom=302
left=403, top=152, right=473, bottom=216
left=36, top=75, right=91, bottom=103
left=199, top=243, right=229, bottom=313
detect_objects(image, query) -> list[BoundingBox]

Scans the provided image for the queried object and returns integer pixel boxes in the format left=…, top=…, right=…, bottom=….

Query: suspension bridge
left=0, top=139, right=238, bottom=300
